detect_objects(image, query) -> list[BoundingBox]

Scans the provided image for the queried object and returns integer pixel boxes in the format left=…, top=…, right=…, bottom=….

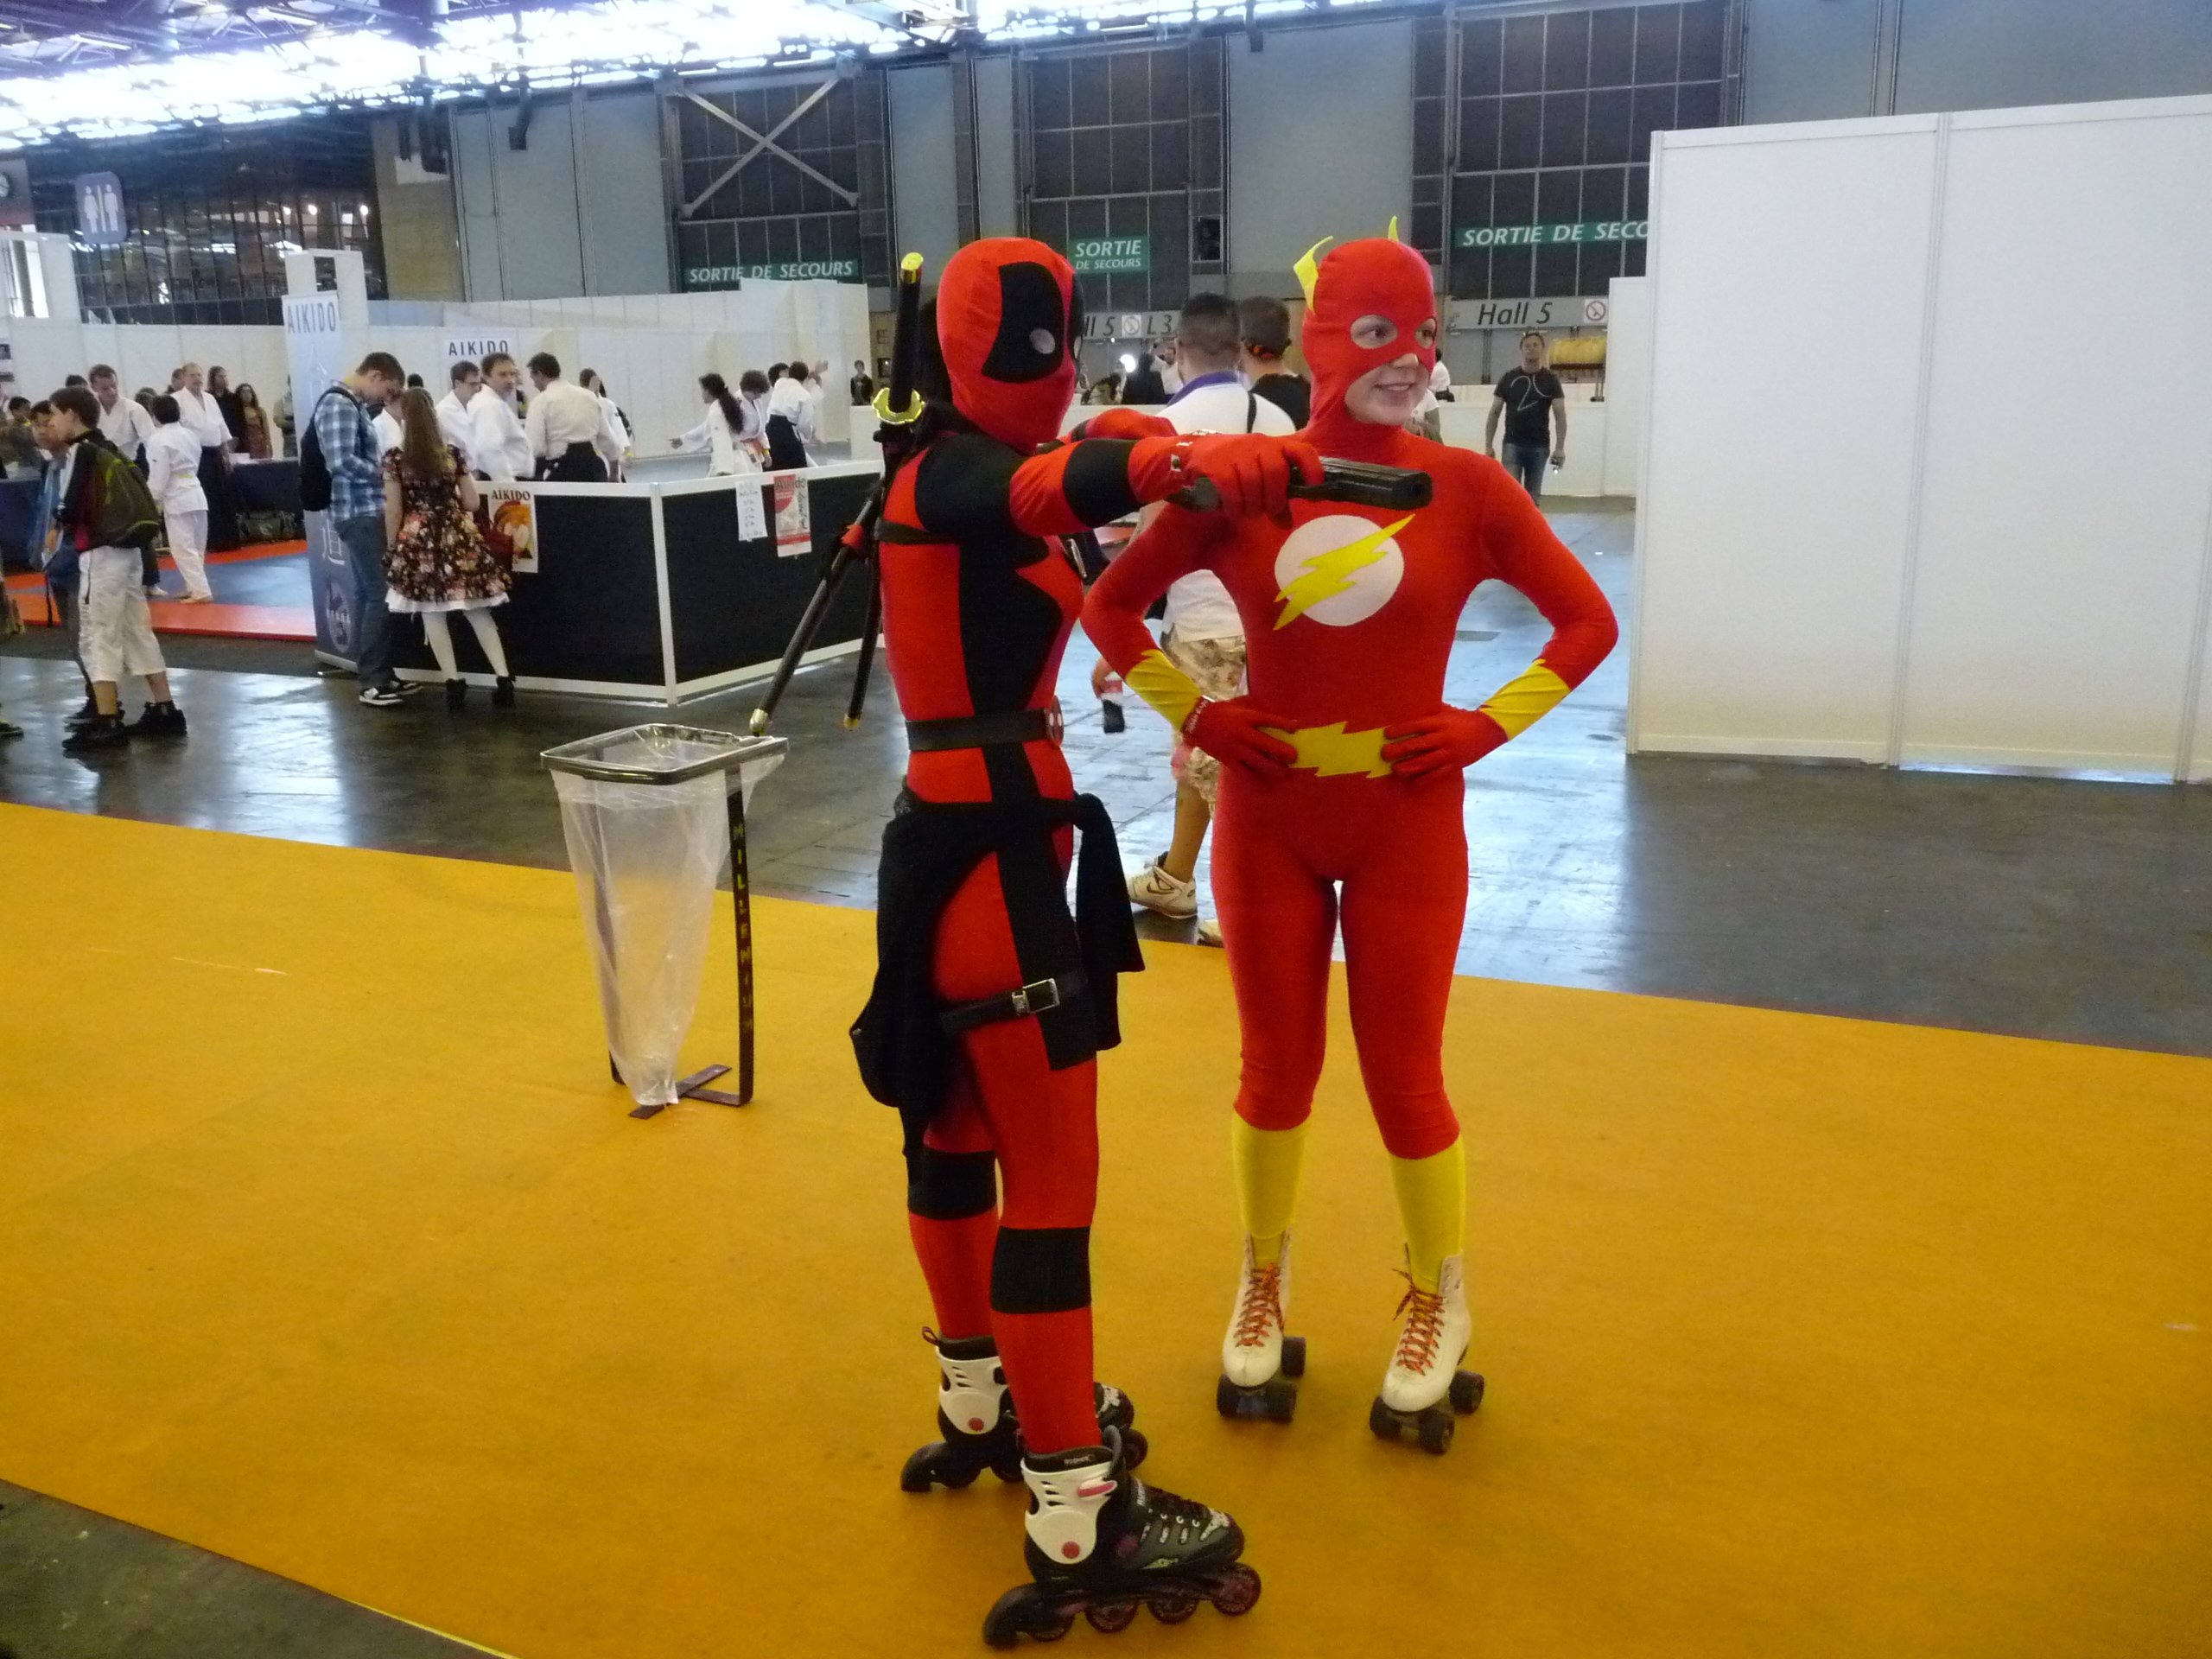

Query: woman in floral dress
left=383, top=387, right=515, bottom=709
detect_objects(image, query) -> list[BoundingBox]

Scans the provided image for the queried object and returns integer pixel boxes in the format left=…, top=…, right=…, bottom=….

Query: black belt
left=906, top=709, right=1059, bottom=753
left=940, top=971, right=1088, bottom=1036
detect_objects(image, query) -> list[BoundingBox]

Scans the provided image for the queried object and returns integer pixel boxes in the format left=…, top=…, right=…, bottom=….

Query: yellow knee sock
left=1389, top=1138, right=1466, bottom=1293
left=1231, top=1118, right=1309, bottom=1266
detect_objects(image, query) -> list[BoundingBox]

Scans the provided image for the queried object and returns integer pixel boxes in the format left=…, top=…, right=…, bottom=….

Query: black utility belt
left=940, top=971, right=1087, bottom=1036
left=906, top=708, right=1062, bottom=753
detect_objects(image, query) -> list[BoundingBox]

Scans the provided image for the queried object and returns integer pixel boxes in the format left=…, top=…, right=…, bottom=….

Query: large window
left=1019, top=37, right=1227, bottom=319
left=1417, top=0, right=1732, bottom=302
left=29, top=120, right=385, bottom=325
left=671, top=70, right=893, bottom=290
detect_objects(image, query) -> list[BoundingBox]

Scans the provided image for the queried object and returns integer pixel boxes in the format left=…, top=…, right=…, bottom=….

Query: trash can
left=542, top=725, right=787, bottom=1118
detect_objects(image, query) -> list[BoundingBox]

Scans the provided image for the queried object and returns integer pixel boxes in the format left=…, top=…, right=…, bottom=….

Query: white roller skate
left=1367, top=1254, right=1484, bottom=1454
left=981, top=1427, right=1262, bottom=1646
left=1215, top=1233, right=1305, bottom=1422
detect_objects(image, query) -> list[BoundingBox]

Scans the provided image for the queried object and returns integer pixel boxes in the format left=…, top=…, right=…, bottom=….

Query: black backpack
left=296, top=385, right=357, bottom=512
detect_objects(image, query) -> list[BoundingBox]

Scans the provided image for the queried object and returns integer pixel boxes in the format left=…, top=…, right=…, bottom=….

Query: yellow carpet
left=1, top=800, right=2207, bottom=1659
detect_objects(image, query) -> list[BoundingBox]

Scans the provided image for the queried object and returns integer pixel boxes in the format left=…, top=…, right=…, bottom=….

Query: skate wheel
left=900, top=1441, right=978, bottom=1492
left=1215, top=1375, right=1243, bottom=1417
left=1148, top=1592, right=1199, bottom=1624
left=1281, top=1336, right=1306, bottom=1379
left=1084, top=1601, right=1140, bottom=1634
left=1417, top=1410, right=1455, bottom=1455
left=1211, top=1563, right=1263, bottom=1617
left=1262, top=1378, right=1297, bottom=1424
left=1029, top=1611, right=1073, bottom=1642
left=1450, top=1370, right=1485, bottom=1414
left=1368, top=1396, right=1402, bottom=1440
left=1120, top=1426, right=1149, bottom=1469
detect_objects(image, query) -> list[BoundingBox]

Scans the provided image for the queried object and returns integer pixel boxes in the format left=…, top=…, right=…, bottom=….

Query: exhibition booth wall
left=314, top=460, right=879, bottom=704
left=1630, top=95, right=2212, bottom=782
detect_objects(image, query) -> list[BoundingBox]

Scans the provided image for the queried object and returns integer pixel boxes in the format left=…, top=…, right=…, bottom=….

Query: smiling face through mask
left=1342, top=311, right=1440, bottom=427
left=1298, top=237, right=1439, bottom=453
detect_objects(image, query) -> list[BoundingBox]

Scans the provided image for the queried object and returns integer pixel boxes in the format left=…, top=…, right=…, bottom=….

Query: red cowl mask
left=936, top=237, right=1082, bottom=450
left=1299, top=235, right=1438, bottom=459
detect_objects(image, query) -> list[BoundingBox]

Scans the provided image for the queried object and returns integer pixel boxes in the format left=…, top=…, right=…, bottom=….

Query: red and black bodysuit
left=853, top=237, right=1317, bottom=1456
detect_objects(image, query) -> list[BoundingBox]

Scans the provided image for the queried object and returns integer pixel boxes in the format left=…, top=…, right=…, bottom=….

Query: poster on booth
left=284, top=290, right=359, bottom=662
left=736, top=480, right=767, bottom=543
left=772, top=474, right=810, bottom=556
left=480, top=484, right=538, bottom=574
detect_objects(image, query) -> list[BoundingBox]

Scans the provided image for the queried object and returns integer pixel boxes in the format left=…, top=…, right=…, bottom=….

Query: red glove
left=1069, top=409, right=1176, bottom=442
left=1173, top=434, right=1323, bottom=518
left=1380, top=707, right=1507, bottom=778
left=1187, top=697, right=1299, bottom=777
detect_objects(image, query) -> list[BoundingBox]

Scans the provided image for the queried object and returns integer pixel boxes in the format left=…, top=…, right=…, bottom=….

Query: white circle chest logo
left=1271, top=512, right=1414, bottom=630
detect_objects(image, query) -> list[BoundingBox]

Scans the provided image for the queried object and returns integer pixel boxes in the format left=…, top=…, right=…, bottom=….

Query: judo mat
left=0, top=800, right=2205, bottom=1659
left=6, top=541, right=314, bottom=641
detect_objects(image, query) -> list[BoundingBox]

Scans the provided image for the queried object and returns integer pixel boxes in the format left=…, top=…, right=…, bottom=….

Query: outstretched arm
left=912, top=429, right=1319, bottom=545
left=1081, top=509, right=1298, bottom=776
left=1381, top=466, right=1618, bottom=777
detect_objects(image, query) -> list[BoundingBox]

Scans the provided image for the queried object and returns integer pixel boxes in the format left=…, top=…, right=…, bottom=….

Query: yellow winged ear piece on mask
left=1386, top=215, right=1401, bottom=241
left=1294, top=236, right=1332, bottom=307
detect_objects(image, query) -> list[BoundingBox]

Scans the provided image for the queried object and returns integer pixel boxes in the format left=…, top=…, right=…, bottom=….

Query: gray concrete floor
left=3, top=499, right=2209, bottom=1655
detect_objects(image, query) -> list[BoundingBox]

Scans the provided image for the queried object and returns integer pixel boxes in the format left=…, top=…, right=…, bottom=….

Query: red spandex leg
left=928, top=850, right=1101, bottom=1457
left=1211, top=772, right=1336, bottom=1132
left=1339, top=778, right=1469, bottom=1160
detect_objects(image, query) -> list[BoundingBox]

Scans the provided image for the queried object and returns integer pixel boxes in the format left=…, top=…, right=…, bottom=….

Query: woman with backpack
left=383, top=387, right=514, bottom=710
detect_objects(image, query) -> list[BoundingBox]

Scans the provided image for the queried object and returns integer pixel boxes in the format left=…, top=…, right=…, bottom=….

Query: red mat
left=7, top=541, right=314, bottom=642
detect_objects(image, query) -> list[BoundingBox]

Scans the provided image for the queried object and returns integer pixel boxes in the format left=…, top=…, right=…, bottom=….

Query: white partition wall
left=1630, top=95, right=2212, bottom=781
left=1632, top=116, right=1943, bottom=762
left=1599, top=276, right=1651, bottom=499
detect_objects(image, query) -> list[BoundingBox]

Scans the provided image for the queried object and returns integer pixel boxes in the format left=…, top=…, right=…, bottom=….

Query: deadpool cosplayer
left=1081, top=234, right=1618, bottom=1451
left=849, top=237, right=1317, bottom=1640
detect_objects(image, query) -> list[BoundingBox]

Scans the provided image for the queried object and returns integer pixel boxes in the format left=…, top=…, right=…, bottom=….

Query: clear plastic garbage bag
left=547, top=728, right=784, bottom=1110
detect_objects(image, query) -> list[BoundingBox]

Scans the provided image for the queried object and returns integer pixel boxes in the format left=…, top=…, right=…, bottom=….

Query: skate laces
left=1231, top=1259, right=1284, bottom=1349
left=1392, top=1272, right=1446, bottom=1374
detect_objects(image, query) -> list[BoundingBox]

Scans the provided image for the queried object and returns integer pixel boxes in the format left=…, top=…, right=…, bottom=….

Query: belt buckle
left=1010, top=977, right=1062, bottom=1017
left=1046, top=700, right=1065, bottom=745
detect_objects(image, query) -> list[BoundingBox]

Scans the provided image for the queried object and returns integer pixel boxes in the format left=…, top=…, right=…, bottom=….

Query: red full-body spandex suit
left=856, top=238, right=1314, bottom=1540
left=1081, top=235, right=1618, bottom=1412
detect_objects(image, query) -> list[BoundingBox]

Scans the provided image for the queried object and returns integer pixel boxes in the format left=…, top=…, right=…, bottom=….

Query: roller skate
left=1367, top=1254, right=1484, bottom=1454
left=982, top=1427, right=1262, bottom=1647
left=900, top=1332, right=1147, bottom=1492
left=1215, top=1234, right=1306, bottom=1423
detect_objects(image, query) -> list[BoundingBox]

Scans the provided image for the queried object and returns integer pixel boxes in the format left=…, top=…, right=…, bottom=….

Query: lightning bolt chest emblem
left=1272, top=512, right=1416, bottom=631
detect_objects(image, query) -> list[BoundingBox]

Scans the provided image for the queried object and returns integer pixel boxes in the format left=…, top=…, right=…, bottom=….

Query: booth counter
left=311, top=460, right=879, bottom=704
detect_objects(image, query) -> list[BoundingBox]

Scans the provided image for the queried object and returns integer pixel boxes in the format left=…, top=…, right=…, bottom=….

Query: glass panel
left=1544, top=12, right=1590, bottom=92
left=1502, top=16, right=1545, bottom=94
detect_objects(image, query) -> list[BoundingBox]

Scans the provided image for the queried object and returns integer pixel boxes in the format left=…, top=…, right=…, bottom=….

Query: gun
left=1170, top=455, right=1433, bottom=514
left=750, top=251, right=926, bottom=736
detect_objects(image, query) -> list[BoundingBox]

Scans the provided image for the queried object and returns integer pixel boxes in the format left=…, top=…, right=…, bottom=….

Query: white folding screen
left=1631, top=95, right=2212, bottom=780
left=1632, top=117, right=1942, bottom=761
left=1900, top=102, right=2212, bottom=773
left=1599, top=276, right=1651, bottom=499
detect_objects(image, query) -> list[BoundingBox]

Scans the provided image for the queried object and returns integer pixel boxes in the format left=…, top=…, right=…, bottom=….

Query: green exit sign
left=683, top=258, right=860, bottom=289
left=1456, top=219, right=1649, bottom=250
left=1069, top=236, right=1148, bottom=274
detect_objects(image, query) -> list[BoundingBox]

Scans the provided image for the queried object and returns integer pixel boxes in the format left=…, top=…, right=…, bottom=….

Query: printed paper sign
left=772, top=474, right=810, bottom=557
left=480, top=484, right=537, bottom=574
left=736, top=480, right=767, bottom=542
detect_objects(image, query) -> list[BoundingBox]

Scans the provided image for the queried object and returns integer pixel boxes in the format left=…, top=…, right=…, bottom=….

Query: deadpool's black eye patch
left=982, top=261, right=1069, bottom=383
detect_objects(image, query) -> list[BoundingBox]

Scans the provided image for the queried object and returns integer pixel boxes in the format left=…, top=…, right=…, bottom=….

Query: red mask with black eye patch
left=1300, top=236, right=1438, bottom=457
left=936, top=237, right=1082, bottom=450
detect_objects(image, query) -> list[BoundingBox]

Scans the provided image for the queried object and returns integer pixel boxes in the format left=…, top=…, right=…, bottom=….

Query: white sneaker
left=1379, top=1254, right=1471, bottom=1414
left=1197, top=917, right=1224, bottom=947
left=1222, top=1233, right=1290, bottom=1387
left=1127, top=855, right=1198, bottom=918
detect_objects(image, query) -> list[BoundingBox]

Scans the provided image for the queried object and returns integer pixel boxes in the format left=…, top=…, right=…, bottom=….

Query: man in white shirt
left=763, top=362, right=812, bottom=470
left=471, top=353, right=534, bottom=482
left=87, top=364, right=155, bottom=464
left=172, top=362, right=239, bottom=550
left=522, top=351, right=611, bottom=482
left=1104, top=292, right=1295, bottom=946
left=433, top=361, right=482, bottom=474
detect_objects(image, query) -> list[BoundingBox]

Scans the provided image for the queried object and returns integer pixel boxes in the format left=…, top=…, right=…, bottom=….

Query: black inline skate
left=982, top=1427, right=1262, bottom=1646
left=1216, top=1233, right=1306, bottom=1423
left=901, top=1332, right=1146, bottom=1491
